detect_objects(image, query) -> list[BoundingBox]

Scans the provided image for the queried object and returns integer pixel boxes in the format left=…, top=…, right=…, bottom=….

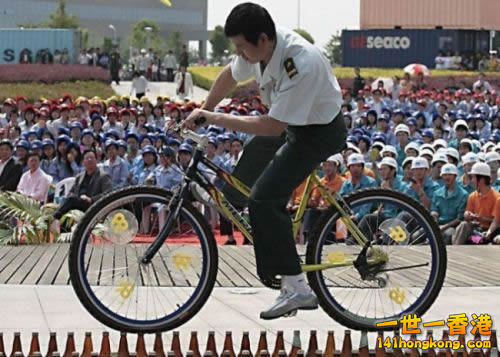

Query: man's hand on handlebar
left=182, top=109, right=213, bottom=130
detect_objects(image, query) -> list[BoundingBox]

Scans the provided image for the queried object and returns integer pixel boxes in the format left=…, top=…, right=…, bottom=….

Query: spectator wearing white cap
left=431, top=153, right=448, bottom=189
left=302, top=155, right=346, bottom=241
left=404, top=142, right=420, bottom=158
left=458, top=138, right=474, bottom=158
left=394, top=124, right=410, bottom=166
left=430, top=164, right=468, bottom=245
left=339, top=154, right=378, bottom=221
left=343, top=147, right=376, bottom=180
left=401, top=157, right=414, bottom=184
left=310, top=154, right=345, bottom=209
left=452, top=162, right=498, bottom=245
left=459, top=152, right=478, bottom=194
left=449, top=120, right=468, bottom=150
left=485, top=151, right=500, bottom=190
left=404, top=157, right=436, bottom=209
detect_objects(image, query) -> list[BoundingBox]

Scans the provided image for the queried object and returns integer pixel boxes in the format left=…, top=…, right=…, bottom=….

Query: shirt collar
left=259, top=30, right=285, bottom=86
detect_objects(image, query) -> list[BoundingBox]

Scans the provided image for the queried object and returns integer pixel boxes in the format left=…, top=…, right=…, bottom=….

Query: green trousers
left=223, top=113, right=347, bottom=279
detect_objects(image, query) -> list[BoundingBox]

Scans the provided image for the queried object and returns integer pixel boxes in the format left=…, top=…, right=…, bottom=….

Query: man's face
left=380, top=165, right=394, bottom=181
left=397, top=132, right=409, bottom=145
left=413, top=168, right=427, bottom=181
left=0, top=145, right=12, bottom=161
left=143, top=153, right=155, bottom=166
left=179, top=152, right=192, bottom=166
left=442, top=174, right=456, bottom=186
left=83, top=152, right=97, bottom=172
left=349, top=164, right=363, bottom=178
left=464, top=162, right=474, bottom=174
left=127, top=138, right=138, bottom=151
left=28, top=156, right=40, bottom=171
left=231, top=141, right=242, bottom=156
left=322, top=161, right=336, bottom=177
left=230, top=34, right=268, bottom=64
left=489, top=161, right=499, bottom=174
left=107, top=146, right=117, bottom=159
left=160, top=154, right=172, bottom=167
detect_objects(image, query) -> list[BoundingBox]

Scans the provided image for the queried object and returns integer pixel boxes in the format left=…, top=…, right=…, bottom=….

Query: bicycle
left=69, top=125, right=447, bottom=333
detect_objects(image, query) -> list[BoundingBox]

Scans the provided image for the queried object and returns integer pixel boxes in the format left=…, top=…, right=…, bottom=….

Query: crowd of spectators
left=435, top=51, right=499, bottom=72
left=2, top=68, right=500, bottom=245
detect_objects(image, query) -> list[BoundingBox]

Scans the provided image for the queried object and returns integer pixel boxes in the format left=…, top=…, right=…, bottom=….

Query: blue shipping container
left=342, top=29, right=489, bottom=68
left=0, top=28, right=80, bottom=65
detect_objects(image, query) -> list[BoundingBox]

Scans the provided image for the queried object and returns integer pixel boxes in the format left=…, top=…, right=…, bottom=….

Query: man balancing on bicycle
left=183, top=2, right=347, bottom=319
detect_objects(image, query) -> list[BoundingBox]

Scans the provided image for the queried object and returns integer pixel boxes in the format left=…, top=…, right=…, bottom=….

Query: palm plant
left=0, top=191, right=79, bottom=244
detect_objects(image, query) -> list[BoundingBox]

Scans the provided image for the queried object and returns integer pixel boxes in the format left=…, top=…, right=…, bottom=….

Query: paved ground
left=0, top=285, right=498, bottom=353
left=111, top=81, right=209, bottom=103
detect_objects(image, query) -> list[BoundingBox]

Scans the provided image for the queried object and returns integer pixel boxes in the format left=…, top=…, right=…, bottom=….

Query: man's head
left=323, top=155, right=340, bottom=177
left=379, top=157, right=397, bottom=181
left=27, top=151, right=41, bottom=172
left=411, top=157, right=429, bottom=181
left=347, top=153, right=365, bottom=179
left=0, top=140, right=13, bottom=161
left=441, top=164, right=458, bottom=187
left=224, top=3, right=276, bottom=64
left=82, top=149, right=98, bottom=173
left=470, top=162, right=491, bottom=189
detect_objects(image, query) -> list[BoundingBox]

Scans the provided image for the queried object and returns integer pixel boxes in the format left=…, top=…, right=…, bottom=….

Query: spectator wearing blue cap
left=406, top=117, right=422, bottom=142
left=154, top=146, right=183, bottom=190
left=421, top=129, right=434, bottom=144
left=431, top=164, right=468, bottom=245
left=473, top=114, right=491, bottom=142
left=357, top=135, right=371, bottom=163
left=91, top=114, right=105, bottom=136
left=364, top=110, right=377, bottom=136
left=204, top=137, right=225, bottom=169
left=0, top=139, right=23, bottom=192
left=30, top=139, right=43, bottom=157
left=101, top=140, right=128, bottom=188
left=25, top=130, right=39, bottom=143
left=117, top=140, right=127, bottom=158
left=223, top=137, right=244, bottom=173
left=377, top=113, right=396, bottom=146
left=15, top=140, right=30, bottom=172
left=125, top=133, right=143, bottom=182
left=80, top=129, right=95, bottom=152
left=41, top=139, right=55, bottom=174
left=70, top=122, right=83, bottom=146
left=132, top=145, right=157, bottom=186
left=139, top=134, right=154, bottom=149
left=103, top=107, right=124, bottom=138
left=178, top=143, right=193, bottom=172
left=168, top=138, right=181, bottom=153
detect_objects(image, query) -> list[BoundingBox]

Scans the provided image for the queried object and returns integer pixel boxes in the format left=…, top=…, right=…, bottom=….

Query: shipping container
left=360, top=0, right=500, bottom=30
left=0, top=29, right=81, bottom=65
left=342, top=29, right=490, bottom=68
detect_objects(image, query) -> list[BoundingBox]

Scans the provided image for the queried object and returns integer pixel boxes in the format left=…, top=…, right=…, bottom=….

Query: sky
left=206, top=0, right=361, bottom=50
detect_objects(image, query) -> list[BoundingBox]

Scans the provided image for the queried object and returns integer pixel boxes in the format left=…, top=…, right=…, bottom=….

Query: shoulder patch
left=284, top=58, right=298, bottom=79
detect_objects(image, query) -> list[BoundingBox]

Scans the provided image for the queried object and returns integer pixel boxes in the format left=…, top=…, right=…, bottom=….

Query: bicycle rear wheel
left=306, top=188, right=446, bottom=331
left=69, top=186, right=218, bottom=333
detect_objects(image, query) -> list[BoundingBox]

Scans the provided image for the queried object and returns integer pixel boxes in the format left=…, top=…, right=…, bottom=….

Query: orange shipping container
left=360, top=0, right=500, bottom=30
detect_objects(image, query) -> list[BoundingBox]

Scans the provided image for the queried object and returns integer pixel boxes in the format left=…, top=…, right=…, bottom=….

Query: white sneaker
left=50, top=220, right=61, bottom=234
left=260, top=286, right=318, bottom=320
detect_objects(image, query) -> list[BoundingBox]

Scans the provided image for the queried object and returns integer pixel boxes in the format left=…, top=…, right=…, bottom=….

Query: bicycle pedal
left=284, top=309, right=298, bottom=318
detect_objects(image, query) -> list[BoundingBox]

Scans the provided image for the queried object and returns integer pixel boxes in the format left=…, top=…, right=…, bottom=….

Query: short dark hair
left=83, top=149, right=97, bottom=159
left=224, top=3, right=276, bottom=46
left=27, top=151, right=41, bottom=161
left=476, top=175, right=491, bottom=186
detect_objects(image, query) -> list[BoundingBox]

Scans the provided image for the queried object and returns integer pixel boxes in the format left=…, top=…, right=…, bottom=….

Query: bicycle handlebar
left=170, top=116, right=209, bottom=150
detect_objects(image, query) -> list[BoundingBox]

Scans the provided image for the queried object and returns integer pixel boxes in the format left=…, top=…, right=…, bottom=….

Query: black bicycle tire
left=305, top=188, right=447, bottom=331
left=69, top=185, right=219, bottom=333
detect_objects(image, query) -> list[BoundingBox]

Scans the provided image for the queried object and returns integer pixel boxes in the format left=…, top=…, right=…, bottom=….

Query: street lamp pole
left=108, top=24, right=117, bottom=45
left=144, top=26, right=153, bottom=49
left=297, top=0, right=301, bottom=30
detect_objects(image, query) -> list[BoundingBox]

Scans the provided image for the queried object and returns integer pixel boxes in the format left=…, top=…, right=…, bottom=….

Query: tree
left=47, top=0, right=79, bottom=29
left=324, top=32, right=342, bottom=65
left=18, top=0, right=79, bottom=29
left=166, top=31, right=183, bottom=59
left=294, top=29, right=315, bottom=44
left=129, top=19, right=166, bottom=53
left=209, top=25, right=231, bottom=61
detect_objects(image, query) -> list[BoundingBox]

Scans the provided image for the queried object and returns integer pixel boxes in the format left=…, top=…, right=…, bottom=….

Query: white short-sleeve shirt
left=230, top=28, right=342, bottom=126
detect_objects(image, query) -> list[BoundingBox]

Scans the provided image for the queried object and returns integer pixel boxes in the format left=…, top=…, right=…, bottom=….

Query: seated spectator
left=431, top=164, right=468, bottom=244
left=473, top=72, right=492, bottom=92
left=486, top=195, right=500, bottom=244
left=0, top=139, right=23, bottom=191
left=452, top=162, right=498, bottom=244
left=17, top=152, right=52, bottom=202
left=404, top=157, right=436, bottom=210
left=100, top=140, right=128, bottom=188
left=50, top=149, right=112, bottom=233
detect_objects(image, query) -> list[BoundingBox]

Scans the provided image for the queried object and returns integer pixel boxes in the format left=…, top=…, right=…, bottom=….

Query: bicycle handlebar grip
left=194, top=116, right=207, bottom=126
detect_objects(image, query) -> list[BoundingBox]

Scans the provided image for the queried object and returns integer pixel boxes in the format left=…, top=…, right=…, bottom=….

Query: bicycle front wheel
left=306, top=188, right=447, bottom=331
left=69, top=186, right=218, bottom=333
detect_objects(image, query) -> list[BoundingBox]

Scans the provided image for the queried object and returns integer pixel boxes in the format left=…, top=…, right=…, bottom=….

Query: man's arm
left=210, top=113, right=287, bottom=137
left=201, top=65, right=237, bottom=111
left=90, top=172, right=112, bottom=203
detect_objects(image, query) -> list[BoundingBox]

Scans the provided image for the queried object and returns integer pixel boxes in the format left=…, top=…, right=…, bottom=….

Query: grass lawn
left=0, top=81, right=116, bottom=102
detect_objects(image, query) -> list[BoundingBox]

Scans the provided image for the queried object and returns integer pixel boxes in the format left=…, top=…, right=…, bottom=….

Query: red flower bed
left=0, top=64, right=111, bottom=83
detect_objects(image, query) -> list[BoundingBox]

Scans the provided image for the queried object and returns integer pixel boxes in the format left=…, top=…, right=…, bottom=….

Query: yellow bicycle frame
left=200, top=162, right=373, bottom=272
